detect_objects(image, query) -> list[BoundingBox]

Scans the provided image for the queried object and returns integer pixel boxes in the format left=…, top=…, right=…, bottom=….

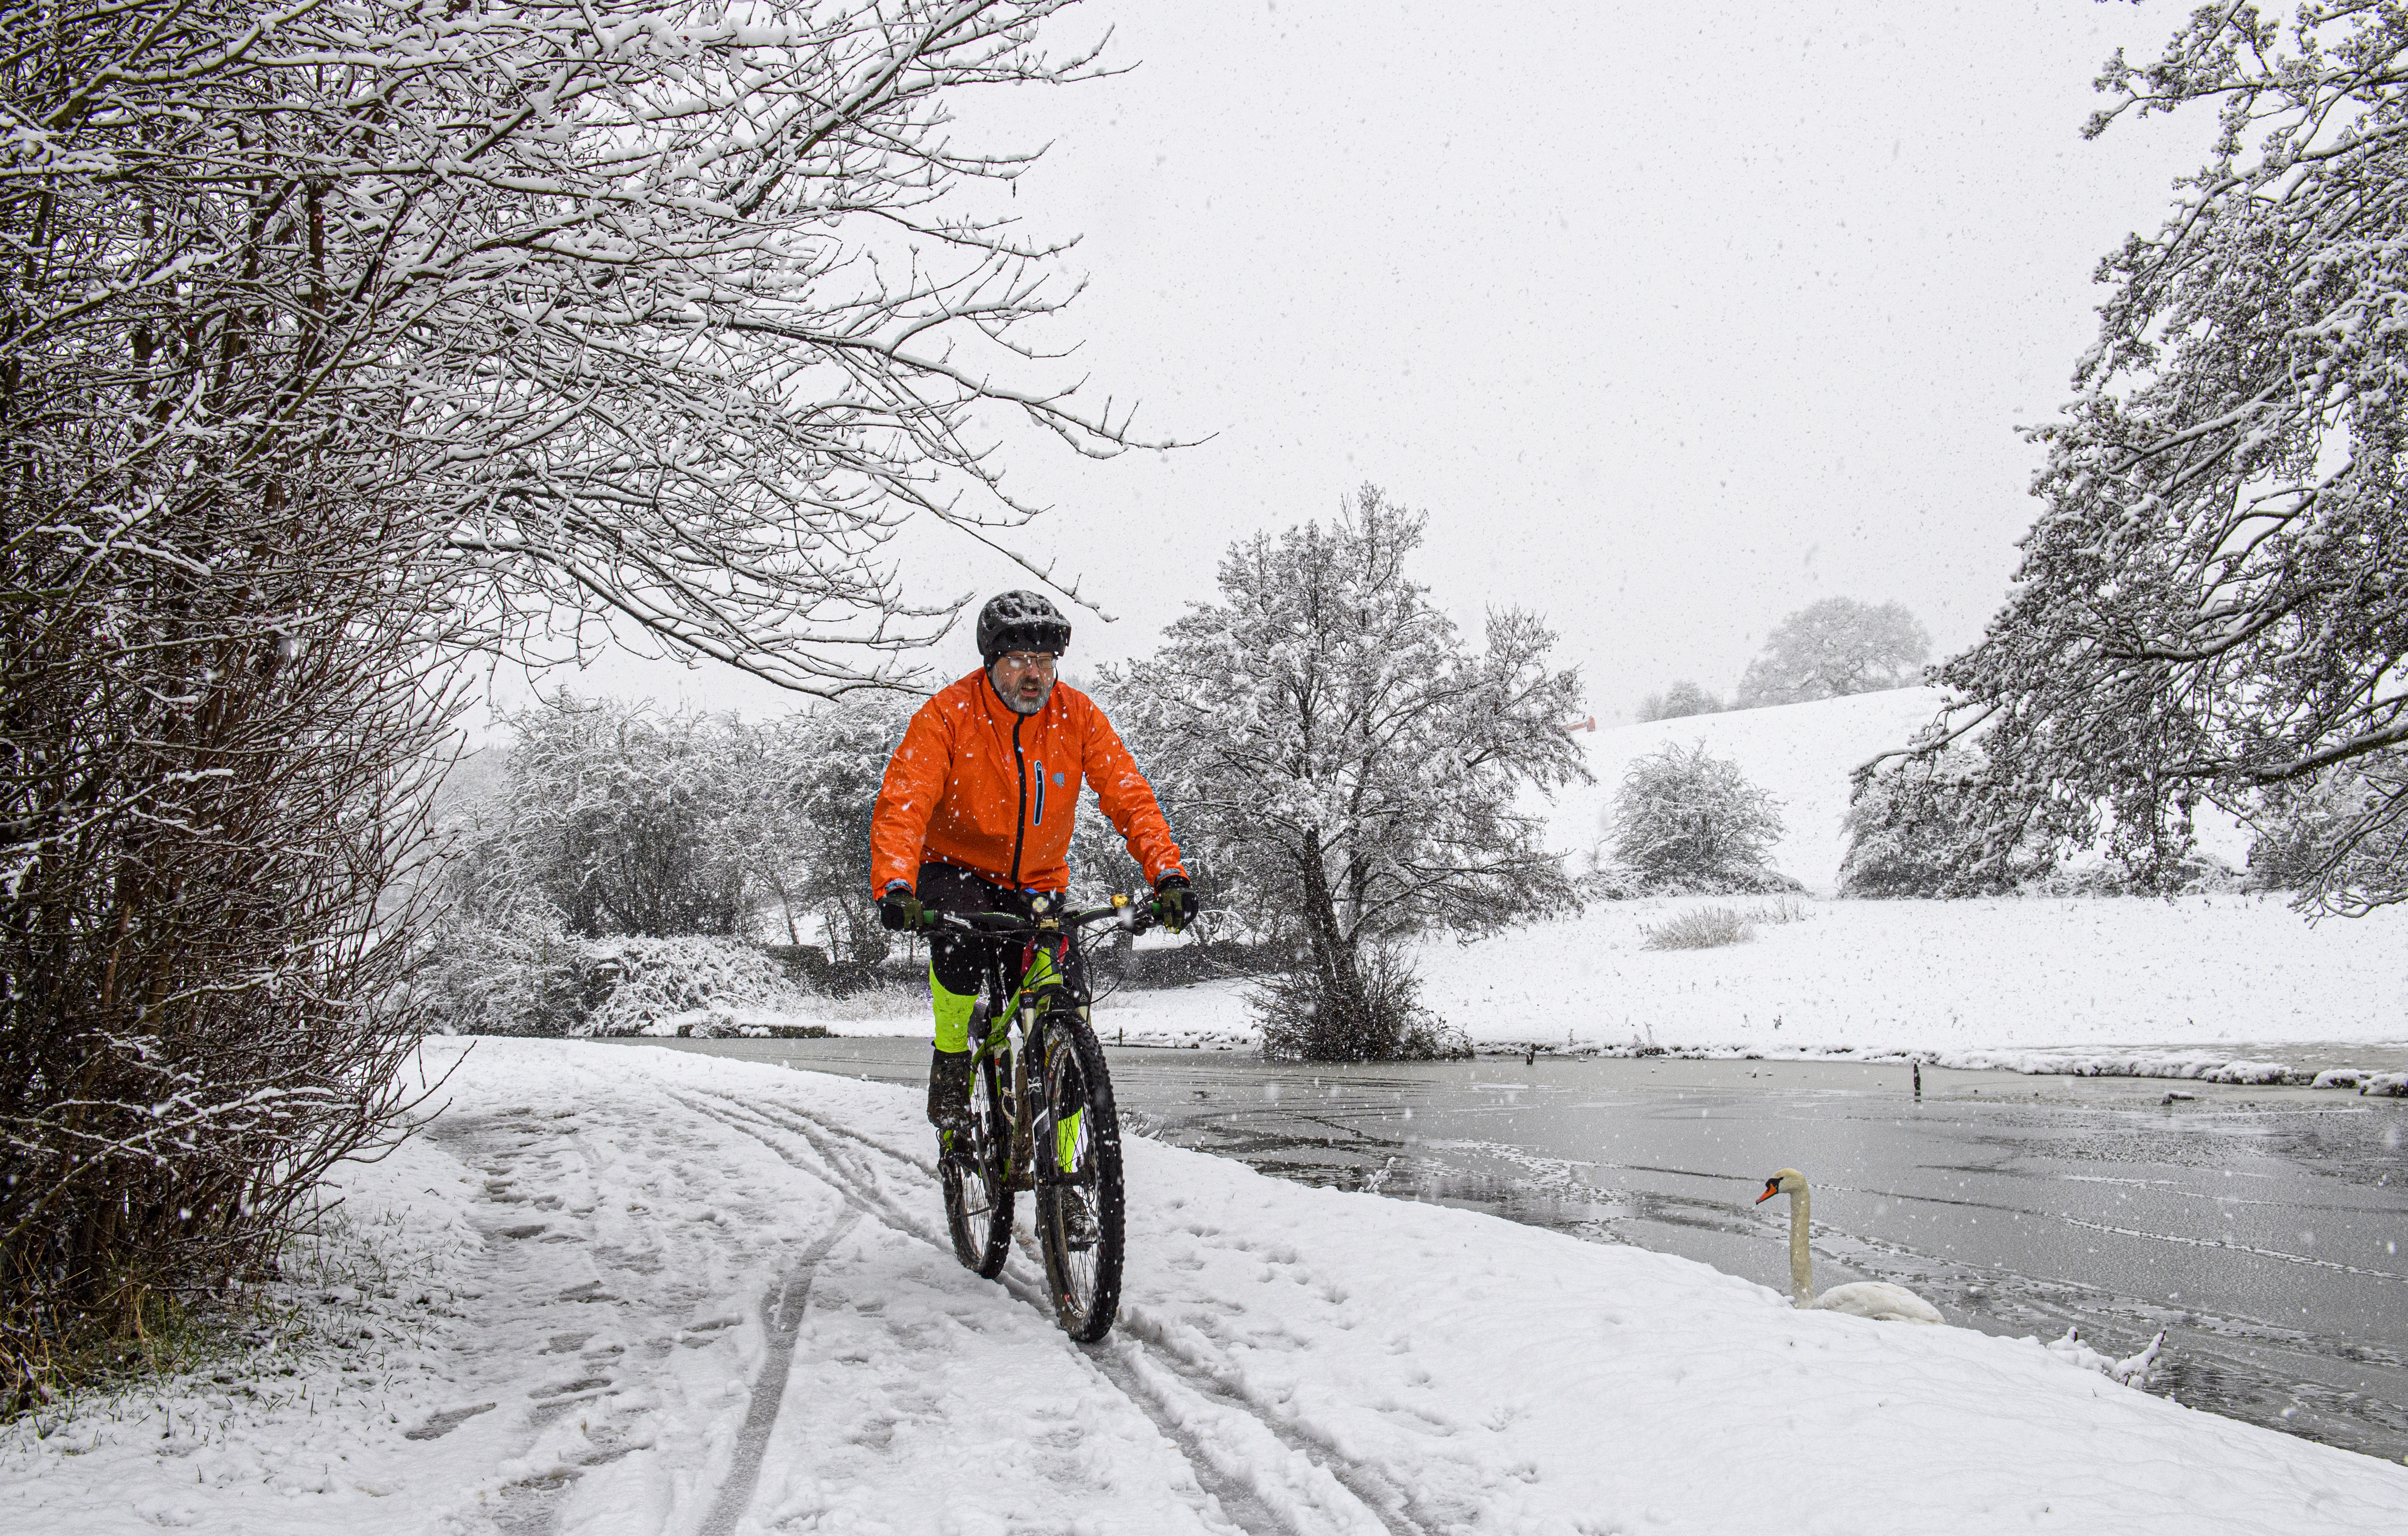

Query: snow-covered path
left=14, top=1040, right=2407, bottom=1535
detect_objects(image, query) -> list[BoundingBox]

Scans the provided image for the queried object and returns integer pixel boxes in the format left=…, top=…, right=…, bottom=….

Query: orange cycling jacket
left=869, top=671, right=1186, bottom=896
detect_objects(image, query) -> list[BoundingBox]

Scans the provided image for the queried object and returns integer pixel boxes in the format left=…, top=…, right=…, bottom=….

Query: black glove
left=1153, top=873, right=1196, bottom=935
left=877, top=883, right=923, bottom=933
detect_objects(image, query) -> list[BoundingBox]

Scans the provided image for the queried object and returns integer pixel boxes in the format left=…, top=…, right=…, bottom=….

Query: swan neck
left=1787, top=1185, right=1813, bottom=1306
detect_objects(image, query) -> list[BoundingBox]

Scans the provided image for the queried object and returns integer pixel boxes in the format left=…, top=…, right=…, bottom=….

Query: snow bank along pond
left=615, top=1037, right=2408, bottom=1463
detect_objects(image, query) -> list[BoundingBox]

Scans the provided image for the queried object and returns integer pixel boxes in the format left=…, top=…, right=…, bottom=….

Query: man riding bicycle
left=869, top=590, right=1196, bottom=1147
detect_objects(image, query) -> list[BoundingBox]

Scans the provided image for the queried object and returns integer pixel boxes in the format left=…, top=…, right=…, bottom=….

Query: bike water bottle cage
left=1017, top=936, right=1068, bottom=1002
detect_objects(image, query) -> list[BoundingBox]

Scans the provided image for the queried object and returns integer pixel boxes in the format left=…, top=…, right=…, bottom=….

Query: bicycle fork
left=1008, top=1025, right=1034, bottom=1189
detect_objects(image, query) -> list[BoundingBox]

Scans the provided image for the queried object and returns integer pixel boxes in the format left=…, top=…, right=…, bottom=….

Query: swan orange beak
left=1754, top=1181, right=1779, bottom=1204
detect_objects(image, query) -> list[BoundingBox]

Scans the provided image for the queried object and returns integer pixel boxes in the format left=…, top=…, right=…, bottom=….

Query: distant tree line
left=1638, top=597, right=1931, bottom=722
left=428, top=694, right=911, bottom=1035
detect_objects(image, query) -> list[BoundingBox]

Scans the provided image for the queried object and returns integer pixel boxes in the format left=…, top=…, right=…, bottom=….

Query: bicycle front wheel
left=941, top=1050, right=1013, bottom=1278
left=1034, top=1012, right=1125, bottom=1341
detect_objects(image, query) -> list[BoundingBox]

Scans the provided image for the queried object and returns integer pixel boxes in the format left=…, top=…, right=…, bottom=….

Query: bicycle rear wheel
left=941, top=1050, right=1013, bottom=1278
left=1034, top=1012, right=1125, bottom=1341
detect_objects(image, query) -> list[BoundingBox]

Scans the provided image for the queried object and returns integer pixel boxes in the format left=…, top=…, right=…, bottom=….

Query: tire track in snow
left=725, top=1092, right=1446, bottom=1535
left=695, top=1207, right=861, bottom=1536
left=1100, top=1308, right=1441, bottom=1536
left=673, top=1092, right=1344, bottom=1533
left=680, top=1089, right=1438, bottom=1536
left=670, top=1093, right=1276, bottom=1534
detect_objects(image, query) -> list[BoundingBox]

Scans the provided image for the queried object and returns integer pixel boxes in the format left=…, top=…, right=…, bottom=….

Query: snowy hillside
left=1544, top=688, right=2252, bottom=893
left=12, top=1042, right=2400, bottom=1535
left=1545, top=687, right=1945, bottom=892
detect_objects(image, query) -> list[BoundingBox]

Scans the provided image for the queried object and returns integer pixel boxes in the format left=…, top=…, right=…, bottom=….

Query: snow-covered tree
left=742, top=699, right=913, bottom=964
left=1735, top=599, right=1931, bottom=708
left=6, top=0, right=1137, bottom=691
left=1606, top=743, right=1797, bottom=893
left=2, top=0, right=1127, bottom=1395
left=1895, top=2, right=2408, bottom=913
left=1638, top=680, right=1724, bottom=722
left=1112, top=487, right=1588, bottom=1061
left=471, top=696, right=751, bottom=939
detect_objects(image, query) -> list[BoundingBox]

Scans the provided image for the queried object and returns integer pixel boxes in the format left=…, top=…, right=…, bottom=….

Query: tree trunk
left=1295, top=832, right=1381, bottom=1058
left=766, top=874, right=801, bottom=946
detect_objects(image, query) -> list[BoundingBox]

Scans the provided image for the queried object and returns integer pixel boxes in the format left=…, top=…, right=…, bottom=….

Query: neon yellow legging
left=933, top=968, right=1080, bottom=1172
left=930, top=968, right=976, bottom=1054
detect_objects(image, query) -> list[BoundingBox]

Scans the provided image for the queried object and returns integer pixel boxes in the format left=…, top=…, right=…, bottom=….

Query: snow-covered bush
left=1604, top=744, right=1800, bottom=894
left=1636, top=680, right=1723, bottom=722
left=1578, top=861, right=1649, bottom=901
left=1839, top=751, right=2049, bottom=898
left=1255, top=943, right=1467, bottom=1062
left=577, top=936, right=814, bottom=1037
left=421, top=911, right=604, bottom=1038
left=2029, top=854, right=2242, bottom=898
left=423, top=922, right=810, bottom=1037
left=1640, top=906, right=1755, bottom=950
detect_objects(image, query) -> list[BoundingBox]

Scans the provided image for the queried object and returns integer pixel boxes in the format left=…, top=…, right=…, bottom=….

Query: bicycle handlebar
left=919, top=894, right=1158, bottom=937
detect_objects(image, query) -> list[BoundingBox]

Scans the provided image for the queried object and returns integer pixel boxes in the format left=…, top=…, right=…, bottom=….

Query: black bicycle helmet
left=975, top=590, right=1071, bottom=664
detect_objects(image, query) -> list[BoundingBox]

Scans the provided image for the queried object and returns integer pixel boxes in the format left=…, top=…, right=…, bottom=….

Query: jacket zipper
left=1009, top=711, right=1028, bottom=888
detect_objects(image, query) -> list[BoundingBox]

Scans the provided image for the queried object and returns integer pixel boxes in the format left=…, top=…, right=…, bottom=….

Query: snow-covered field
left=12, top=1040, right=2403, bottom=1535
left=1084, top=894, right=2408, bottom=1079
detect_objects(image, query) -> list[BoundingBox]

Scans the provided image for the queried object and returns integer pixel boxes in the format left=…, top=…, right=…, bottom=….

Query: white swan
left=1755, top=1168, right=1945, bottom=1325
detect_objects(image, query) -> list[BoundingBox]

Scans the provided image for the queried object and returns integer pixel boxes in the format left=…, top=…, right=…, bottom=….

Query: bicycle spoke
left=1034, top=1011, right=1123, bottom=1340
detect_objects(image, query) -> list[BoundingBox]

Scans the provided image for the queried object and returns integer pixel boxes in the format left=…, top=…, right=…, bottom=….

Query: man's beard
left=992, top=670, right=1054, bottom=715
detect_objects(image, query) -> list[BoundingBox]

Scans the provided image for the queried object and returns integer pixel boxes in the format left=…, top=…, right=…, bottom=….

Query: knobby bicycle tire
left=941, top=1049, right=1013, bottom=1278
left=1034, top=1011, right=1125, bottom=1341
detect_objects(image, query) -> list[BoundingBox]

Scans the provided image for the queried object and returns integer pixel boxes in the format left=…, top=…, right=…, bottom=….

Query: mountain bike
left=922, top=891, right=1155, bottom=1342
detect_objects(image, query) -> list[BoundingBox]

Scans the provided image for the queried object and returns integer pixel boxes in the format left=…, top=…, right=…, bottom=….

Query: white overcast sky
left=507, top=0, right=2218, bottom=727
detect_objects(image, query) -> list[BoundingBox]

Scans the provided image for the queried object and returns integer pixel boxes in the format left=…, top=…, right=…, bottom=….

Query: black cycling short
left=914, top=863, right=1088, bottom=1000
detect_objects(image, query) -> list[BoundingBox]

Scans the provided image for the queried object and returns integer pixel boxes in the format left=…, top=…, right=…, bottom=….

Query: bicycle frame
left=943, top=894, right=1141, bottom=1188
left=930, top=890, right=1149, bottom=1339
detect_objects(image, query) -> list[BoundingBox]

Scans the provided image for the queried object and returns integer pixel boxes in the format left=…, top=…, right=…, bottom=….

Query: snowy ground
left=1075, top=894, right=2408, bottom=1081
left=12, top=1039, right=2404, bottom=1535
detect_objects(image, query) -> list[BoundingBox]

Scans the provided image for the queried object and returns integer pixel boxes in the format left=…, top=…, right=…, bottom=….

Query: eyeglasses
left=995, top=651, right=1057, bottom=673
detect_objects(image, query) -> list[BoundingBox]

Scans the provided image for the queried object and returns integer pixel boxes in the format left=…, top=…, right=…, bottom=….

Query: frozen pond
left=606, top=1036, right=2408, bottom=1465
